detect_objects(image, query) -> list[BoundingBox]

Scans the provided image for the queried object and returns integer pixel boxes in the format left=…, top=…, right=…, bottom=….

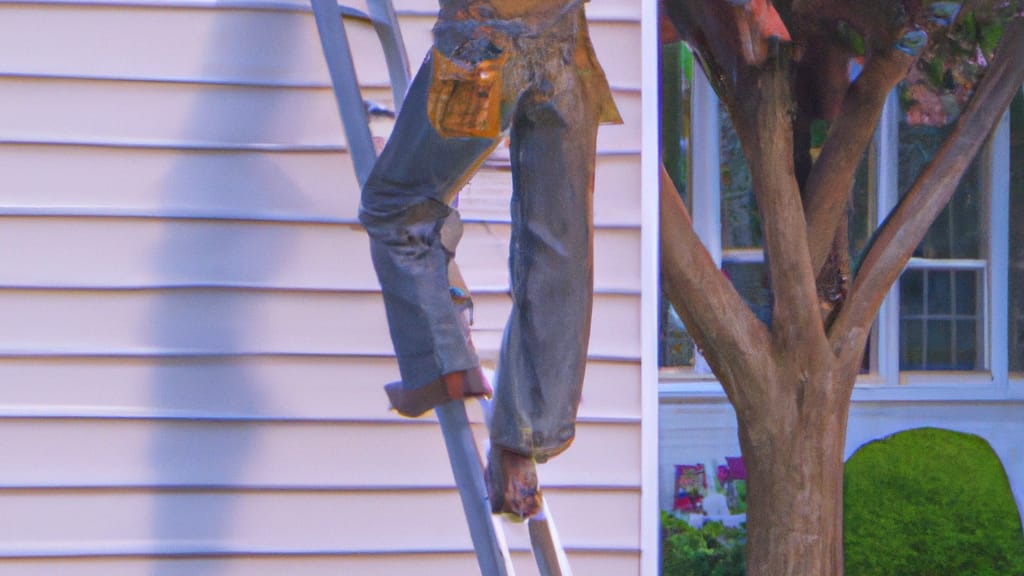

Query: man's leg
left=359, top=53, right=501, bottom=409
left=487, top=69, right=600, bottom=517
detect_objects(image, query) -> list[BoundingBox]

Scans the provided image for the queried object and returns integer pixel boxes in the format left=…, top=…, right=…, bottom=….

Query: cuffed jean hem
left=391, top=350, right=479, bottom=393
left=490, top=423, right=577, bottom=463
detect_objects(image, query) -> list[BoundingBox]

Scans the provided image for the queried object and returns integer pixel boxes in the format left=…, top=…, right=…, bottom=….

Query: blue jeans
left=359, top=8, right=605, bottom=460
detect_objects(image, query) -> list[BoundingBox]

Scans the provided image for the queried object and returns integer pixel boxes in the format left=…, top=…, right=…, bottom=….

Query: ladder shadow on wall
left=147, top=7, right=307, bottom=573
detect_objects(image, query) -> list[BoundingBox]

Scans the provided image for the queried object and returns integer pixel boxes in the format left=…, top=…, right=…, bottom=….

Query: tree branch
left=662, top=0, right=792, bottom=103
left=791, top=0, right=920, bottom=50
left=732, top=54, right=827, bottom=353
left=660, top=166, right=772, bottom=411
left=830, top=18, right=1024, bottom=343
left=804, top=47, right=918, bottom=274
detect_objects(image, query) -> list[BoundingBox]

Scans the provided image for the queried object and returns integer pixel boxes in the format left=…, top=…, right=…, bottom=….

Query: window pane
left=899, top=268, right=983, bottom=370
left=897, top=122, right=984, bottom=259
left=659, top=43, right=694, bottom=368
left=720, top=109, right=760, bottom=250
left=849, top=148, right=874, bottom=257
left=660, top=292, right=695, bottom=367
left=722, top=262, right=771, bottom=325
left=955, top=270, right=977, bottom=316
left=900, top=269, right=924, bottom=315
left=897, top=79, right=987, bottom=373
left=662, top=42, right=690, bottom=208
left=901, top=319, right=925, bottom=370
left=1011, top=88, right=1024, bottom=373
left=956, top=319, right=978, bottom=370
left=925, top=319, right=953, bottom=368
left=926, top=270, right=952, bottom=315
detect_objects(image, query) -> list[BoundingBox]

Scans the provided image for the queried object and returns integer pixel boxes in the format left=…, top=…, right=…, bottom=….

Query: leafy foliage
left=844, top=428, right=1024, bottom=576
left=662, top=513, right=747, bottom=576
left=901, top=0, right=1023, bottom=125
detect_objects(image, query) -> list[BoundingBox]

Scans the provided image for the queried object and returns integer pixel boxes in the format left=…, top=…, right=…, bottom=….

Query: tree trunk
left=736, top=368, right=853, bottom=576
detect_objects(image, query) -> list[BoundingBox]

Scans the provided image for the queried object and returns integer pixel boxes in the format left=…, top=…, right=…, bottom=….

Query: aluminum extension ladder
left=309, top=2, right=573, bottom=574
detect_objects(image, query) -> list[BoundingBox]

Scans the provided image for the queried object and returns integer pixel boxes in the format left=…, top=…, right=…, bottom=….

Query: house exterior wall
left=0, top=0, right=645, bottom=574
left=659, top=390, right=1024, bottom=526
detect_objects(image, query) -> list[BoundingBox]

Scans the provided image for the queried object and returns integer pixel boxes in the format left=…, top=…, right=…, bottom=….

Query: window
left=1010, top=88, right=1024, bottom=374
left=896, top=91, right=987, bottom=371
left=658, top=42, right=695, bottom=368
left=659, top=46, right=1022, bottom=388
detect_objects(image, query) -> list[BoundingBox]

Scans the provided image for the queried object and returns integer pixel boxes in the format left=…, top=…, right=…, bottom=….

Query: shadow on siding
left=148, top=6, right=308, bottom=573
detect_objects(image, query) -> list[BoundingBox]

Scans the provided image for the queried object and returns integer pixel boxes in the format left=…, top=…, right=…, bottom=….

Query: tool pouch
left=427, top=44, right=508, bottom=139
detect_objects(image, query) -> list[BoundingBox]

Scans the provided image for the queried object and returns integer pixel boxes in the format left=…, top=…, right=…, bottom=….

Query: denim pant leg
left=489, top=76, right=600, bottom=461
left=359, top=53, right=501, bottom=391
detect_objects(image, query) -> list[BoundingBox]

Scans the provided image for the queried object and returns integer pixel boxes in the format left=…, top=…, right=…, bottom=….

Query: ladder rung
left=337, top=5, right=372, bottom=22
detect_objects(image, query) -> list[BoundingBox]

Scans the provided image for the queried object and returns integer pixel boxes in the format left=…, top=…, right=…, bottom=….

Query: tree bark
left=735, top=366, right=854, bottom=576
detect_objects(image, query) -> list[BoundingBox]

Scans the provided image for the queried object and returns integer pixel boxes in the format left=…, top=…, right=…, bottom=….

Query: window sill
left=658, top=371, right=1024, bottom=403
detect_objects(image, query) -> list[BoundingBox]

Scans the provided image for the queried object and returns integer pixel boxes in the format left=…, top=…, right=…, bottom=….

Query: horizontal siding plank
left=0, top=357, right=639, bottom=421
left=0, top=419, right=639, bottom=488
left=589, top=18, right=641, bottom=90
left=0, top=77, right=639, bottom=153
left=0, top=488, right=638, bottom=555
left=0, top=5, right=638, bottom=89
left=0, top=551, right=639, bottom=576
left=0, top=4, right=338, bottom=86
left=0, top=217, right=640, bottom=292
left=0, top=288, right=392, bottom=356
left=459, top=153, right=642, bottom=226
left=0, top=77, right=347, bottom=149
left=0, top=145, right=357, bottom=221
left=596, top=90, right=640, bottom=152
left=0, top=144, right=640, bottom=226
left=0, top=0, right=324, bottom=10
left=0, top=555, right=499, bottom=576
left=0, top=289, right=640, bottom=359
left=0, top=217, right=381, bottom=290
left=4, top=0, right=637, bottom=20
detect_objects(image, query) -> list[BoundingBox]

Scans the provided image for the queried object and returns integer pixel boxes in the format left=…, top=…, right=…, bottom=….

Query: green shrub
left=844, top=427, right=1024, bottom=576
left=662, top=512, right=746, bottom=576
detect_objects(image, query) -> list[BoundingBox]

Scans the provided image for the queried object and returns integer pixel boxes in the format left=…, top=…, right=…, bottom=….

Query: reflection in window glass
left=897, top=124, right=984, bottom=259
left=720, top=111, right=759, bottom=250
left=849, top=146, right=874, bottom=258
left=900, top=269, right=982, bottom=370
left=659, top=42, right=694, bottom=367
left=897, top=93, right=986, bottom=371
left=722, top=262, right=772, bottom=325
left=1011, top=89, right=1023, bottom=373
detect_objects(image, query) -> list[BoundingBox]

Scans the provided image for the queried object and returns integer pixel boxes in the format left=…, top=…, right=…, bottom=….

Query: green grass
left=844, top=427, right=1024, bottom=576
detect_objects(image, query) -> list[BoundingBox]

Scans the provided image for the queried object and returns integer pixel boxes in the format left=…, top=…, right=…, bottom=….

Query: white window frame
left=658, top=71, right=1022, bottom=402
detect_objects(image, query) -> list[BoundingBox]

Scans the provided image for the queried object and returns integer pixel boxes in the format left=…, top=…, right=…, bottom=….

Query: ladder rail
left=437, top=401, right=516, bottom=576
left=365, top=0, right=411, bottom=109
left=309, top=0, right=375, bottom=187
left=528, top=507, right=575, bottom=576
left=480, top=397, right=575, bottom=576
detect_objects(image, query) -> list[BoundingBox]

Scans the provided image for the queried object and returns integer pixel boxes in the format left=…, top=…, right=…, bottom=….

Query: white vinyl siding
left=0, top=1, right=644, bottom=574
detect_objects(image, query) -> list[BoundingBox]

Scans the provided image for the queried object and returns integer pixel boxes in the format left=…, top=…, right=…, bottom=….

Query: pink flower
left=726, top=456, right=747, bottom=480
left=717, top=465, right=730, bottom=485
